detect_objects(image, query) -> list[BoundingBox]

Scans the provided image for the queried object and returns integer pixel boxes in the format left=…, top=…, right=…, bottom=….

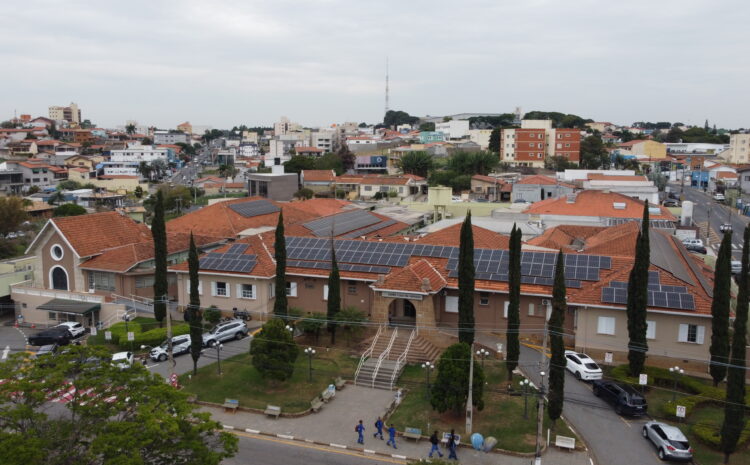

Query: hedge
left=692, top=420, right=750, bottom=449
left=88, top=319, right=189, bottom=349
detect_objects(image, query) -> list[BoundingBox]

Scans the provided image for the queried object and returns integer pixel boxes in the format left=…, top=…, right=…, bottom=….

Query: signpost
left=604, top=352, right=613, bottom=364
left=105, top=331, right=112, bottom=341
left=676, top=405, right=686, bottom=421
left=639, top=374, right=648, bottom=386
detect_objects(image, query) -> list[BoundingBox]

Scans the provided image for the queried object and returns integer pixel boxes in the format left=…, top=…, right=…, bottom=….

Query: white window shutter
left=546, top=304, right=552, bottom=321
left=225, top=283, right=231, bottom=298
left=678, top=324, right=688, bottom=342
left=211, top=281, right=217, bottom=297
left=504, top=301, right=509, bottom=318
left=198, top=280, right=202, bottom=295
left=696, top=325, right=705, bottom=344
left=236, top=284, right=243, bottom=298
left=646, top=320, right=656, bottom=340
left=251, top=285, right=257, bottom=299
left=597, top=317, right=605, bottom=334
left=290, top=282, right=297, bottom=297
left=323, top=285, right=329, bottom=301
left=528, top=303, right=535, bottom=316
left=445, top=296, right=459, bottom=313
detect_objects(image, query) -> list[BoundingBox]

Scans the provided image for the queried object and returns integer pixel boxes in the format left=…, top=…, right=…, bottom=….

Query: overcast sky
left=1, top=0, right=748, bottom=130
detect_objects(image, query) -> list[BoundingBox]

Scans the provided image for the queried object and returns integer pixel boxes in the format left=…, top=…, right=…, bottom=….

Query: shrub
left=692, top=419, right=750, bottom=449
left=204, top=306, right=222, bottom=325
left=133, top=324, right=190, bottom=348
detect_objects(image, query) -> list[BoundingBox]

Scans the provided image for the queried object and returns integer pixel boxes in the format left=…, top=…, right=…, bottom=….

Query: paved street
left=0, top=324, right=30, bottom=358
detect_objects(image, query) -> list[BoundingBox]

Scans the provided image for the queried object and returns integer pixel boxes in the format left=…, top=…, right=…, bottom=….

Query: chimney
left=421, top=277, right=431, bottom=292
left=377, top=274, right=385, bottom=286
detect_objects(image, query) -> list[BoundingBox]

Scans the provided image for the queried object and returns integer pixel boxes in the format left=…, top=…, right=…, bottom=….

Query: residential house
left=153, top=130, right=189, bottom=145
left=471, top=174, right=511, bottom=201
left=202, top=182, right=247, bottom=196
left=512, top=175, right=576, bottom=203
left=359, top=175, right=426, bottom=200
left=616, top=140, right=667, bottom=160
left=301, top=170, right=336, bottom=195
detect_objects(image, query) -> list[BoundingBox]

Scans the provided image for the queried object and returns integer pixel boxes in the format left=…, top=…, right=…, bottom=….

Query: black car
left=685, top=243, right=707, bottom=254
left=592, top=380, right=648, bottom=416
left=28, top=327, right=73, bottom=346
left=662, top=199, right=680, bottom=207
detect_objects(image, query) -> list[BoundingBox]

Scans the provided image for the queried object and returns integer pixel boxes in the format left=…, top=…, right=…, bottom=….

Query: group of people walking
left=355, top=418, right=459, bottom=460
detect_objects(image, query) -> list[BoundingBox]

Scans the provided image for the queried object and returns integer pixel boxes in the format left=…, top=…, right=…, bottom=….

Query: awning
left=37, top=298, right=101, bottom=316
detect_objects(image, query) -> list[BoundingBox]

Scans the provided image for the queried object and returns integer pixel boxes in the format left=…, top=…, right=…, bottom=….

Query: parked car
left=720, top=223, right=733, bottom=233
left=681, top=238, right=704, bottom=247
left=202, top=319, right=248, bottom=347
left=564, top=350, right=603, bottom=380
left=111, top=351, right=134, bottom=370
left=731, top=260, right=742, bottom=274
left=34, top=344, right=59, bottom=358
left=662, top=199, right=680, bottom=207
left=668, top=192, right=679, bottom=200
left=149, top=334, right=194, bottom=362
left=685, top=243, right=707, bottom=254
left=513, top=198, right=529, bottom=204
left=474, top=198, right=489, bottom=203
left=55, top=321, right=85, bottom=338
left=592, top=380, right=648, bottom=416
left=642, top=421, right=693, bottom=461
left=28, top=327, right=73, bottom=346
left=713, top=193, right=725, bottom=201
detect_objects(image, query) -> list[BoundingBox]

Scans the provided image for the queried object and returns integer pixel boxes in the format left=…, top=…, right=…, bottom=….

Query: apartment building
left=48, top=102, right=81, bottom=124
left=500, top=120, right=581, bottom=167
left=718, top=133, right=750, bottom=164
left=435, top=120, right=470, bottom=140
left=153, top=130, right=189, bottom=145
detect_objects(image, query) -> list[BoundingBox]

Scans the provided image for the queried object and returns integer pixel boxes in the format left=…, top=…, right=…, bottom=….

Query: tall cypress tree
left=186, top=232, right=203, bottom=375
left=627, top=202, right=650, bottom=376
left=547, top=250, right=567, bottom=426
left=720, top=226, right=749, bottom=464
left=327, top=244, right=340, bottom=345
left=273, top=212, right=288, bottom=319
left=506, top=224, right=521, bottom=380
left=458, top=212, right=475, bottom=345
left=152, top=190, right=168, bottom=326
left=710, top=231, right=732, bottom=386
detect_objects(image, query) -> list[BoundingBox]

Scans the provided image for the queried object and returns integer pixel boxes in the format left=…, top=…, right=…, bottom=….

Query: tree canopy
left=0, top=196, right=28, bottom=235
left=53, top=203, right=86, bottom=217
left=383, top=110, right=419, bottom=128
left=709, top=232, right=731, bottom=386
left=458, top=212, right=475, bottom=345
left=580, top=135, right=610, bottom=169
left=250, top=318, right=299, bottom=382
left=522, top=111, right=592, bottom=129
left=627, top=202, right=650, bottom=376
left=430, top=343, right=484, bottom=414
left=398, top=151, right=434, bottom=178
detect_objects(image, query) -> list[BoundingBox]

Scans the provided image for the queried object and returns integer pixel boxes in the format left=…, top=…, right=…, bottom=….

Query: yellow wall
left=636, top=140, right=667, bottom=159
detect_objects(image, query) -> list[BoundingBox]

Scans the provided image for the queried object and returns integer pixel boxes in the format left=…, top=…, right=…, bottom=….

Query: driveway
left=0, top=325, right=31, bottom=359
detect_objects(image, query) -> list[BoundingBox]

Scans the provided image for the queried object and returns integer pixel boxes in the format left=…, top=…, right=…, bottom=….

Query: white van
left=682, top=238, right=704, bottom=247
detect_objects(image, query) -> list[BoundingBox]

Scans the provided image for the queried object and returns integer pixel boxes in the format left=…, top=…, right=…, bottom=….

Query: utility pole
left=534, top=325, right=549, bottom=465
left=466, top=342, right=474, bottom=435
left=166, top=297, right=175, bottom=378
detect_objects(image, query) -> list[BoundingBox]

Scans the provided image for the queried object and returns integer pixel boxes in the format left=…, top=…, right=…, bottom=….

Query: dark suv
left=28, top=327, right=73, bottom=346
left=592, top=380, right=648, bottom=416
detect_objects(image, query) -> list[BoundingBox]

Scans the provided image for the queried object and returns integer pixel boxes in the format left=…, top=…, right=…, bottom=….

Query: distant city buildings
left=48, top=102, right=81, bottom=125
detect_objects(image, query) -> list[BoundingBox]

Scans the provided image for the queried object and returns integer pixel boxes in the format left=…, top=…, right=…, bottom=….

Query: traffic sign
left=105, top=331, right=112, bottom=341
left=91, top=327, right=97, bottom=336
left=604, top=352, right=613, bottom=364
left=676, top=405, right=686, bottom=418
left=639, top=374, right=648, bottom=385
left=127, top=332, right=135, bottom=342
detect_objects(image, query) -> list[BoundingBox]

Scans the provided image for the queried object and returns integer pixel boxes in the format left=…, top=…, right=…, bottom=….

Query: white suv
left=202, top=320, right=248, bottom=347
left=149, top=334, right=194, bottom=361
left=682, top=238, right=704, bottom=247
left=56, top=322, right=85, bottom=338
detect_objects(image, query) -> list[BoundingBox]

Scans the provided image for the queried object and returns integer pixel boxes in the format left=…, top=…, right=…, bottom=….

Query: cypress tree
left=547, top=250, right=567, bottom=426
left=152, top=190, right=168, bottom=326
left=327, top=244, right=340, bottom=345
left=710, top=231, right=732, bottom=386
left=720, top=226, right=749, bottom=464
left=627, top=201, right=650, bottom=376
left=186, top=232, right=203, bottom=375
left=458, top=212, right=475, bottom=345
left=506, top=224, right=521, bottom=380
left=273, top=212, right=288, bottom=319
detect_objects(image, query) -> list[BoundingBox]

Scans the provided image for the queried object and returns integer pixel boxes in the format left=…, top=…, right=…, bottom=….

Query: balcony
left=11, top=281, right=105, bottom=304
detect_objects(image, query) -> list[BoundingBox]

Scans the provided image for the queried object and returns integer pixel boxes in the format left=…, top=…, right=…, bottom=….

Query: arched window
left=51, top=266, right=68, bottom=291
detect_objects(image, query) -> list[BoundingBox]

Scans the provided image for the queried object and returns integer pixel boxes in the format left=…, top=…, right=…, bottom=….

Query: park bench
left=223, top=398, right=239, bottom=413
left=441, top=432, right=461, bottom=446
left=403, top=427, right=422, bottom=442
left=555, top=435, right=575, bottom=451
left=264, top=404, right=281, bottom=419
left=334, top=376, right=346, bottom=390
left=310, top=397, right=324, bottom=413
left=321, top=389, right=334, bottom=402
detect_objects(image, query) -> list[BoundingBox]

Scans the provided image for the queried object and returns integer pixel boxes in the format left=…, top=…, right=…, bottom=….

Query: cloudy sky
left=1, top=0, right=748, bottom=129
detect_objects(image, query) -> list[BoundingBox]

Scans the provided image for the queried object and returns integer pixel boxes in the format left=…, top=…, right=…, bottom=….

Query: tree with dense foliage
left=547, top=250, right=567, bottom=426
left=506, top=224, right=522, bottom=380
left=138, top=160, right=153, bottom=181
left=430, top=343, right=484, bottom=414
left=152, top=191, right=168, bottom=326
left=384, top=110, right=419, bottom=128
left=720, top=226, right=749, bottom=463
left=314, top=152, right=344, bottom=175
left=284, top=155, right=316, bottom=174
left=327, top=245, right=341, bottom=345
left=250, top=318, right=299, bottom=382
left=125, top=123, right=136, bottom=135
left=0, top=345, right=238, bottom=465
left=336, top=144, right=355, bottom=172
left=446, top=151, right=498, bottom=176
left=522, top=111, right=592, bottom=129
left=293, top=188, right=314, bottom=200
left=185, top=233, right=203, bottom=375
left=335, top=306, right=368, bottom=343
left=298, top=312, right=327, bottom=343
left=419, top=122, right=435, bottom=132
left=627, top=202, right=650, bottom=376
left=53, top=203, right=86, bottom=217
left=468, top=114, right=516, bottom=129
left=488, top=127, right=502, bottom=153
left=273, top=212, right=288, bottom=318
left=399, top=151, right=434, bottom=178
left=134, top=185, right=144, bottom=198
left=218, top=164, right=238, bottom=178
left=546, top=155, right=577, bottom=172
left=458, top=212, right=475, bottom=345
left=0, top=197, right=27, bottom=236
left=580, top=135, right=609, bottom=169
left=57, top=180, right=83, bottom=191
left=709, top=232, right=732, bottom=386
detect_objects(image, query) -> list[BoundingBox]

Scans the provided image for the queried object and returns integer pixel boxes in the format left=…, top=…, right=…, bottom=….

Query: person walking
left=355, top=420, right=365, bottom=444
left=373, top=416, right=384, bottom=440
left=386, top=423, right=397, bottom=449
left=428, top=430, right=443, bottom=458
left=448, top=429, right=458, bottom=460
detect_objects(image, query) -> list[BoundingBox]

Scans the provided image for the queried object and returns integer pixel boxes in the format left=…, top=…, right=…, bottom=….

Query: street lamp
left=285, top=325, right=293, bottom=334
left=535, top=370, right=546, bottom=465
left=476, top=348, right=490, bottom=370
left=520, top=378, right=531, bottom=419
left=304, top=347, right=316, bottom=382
left=669, top=366, right=684, bottom=402
left=421, top=361, right=434, bottom=401
left=215, top=343, right=224, bottom=375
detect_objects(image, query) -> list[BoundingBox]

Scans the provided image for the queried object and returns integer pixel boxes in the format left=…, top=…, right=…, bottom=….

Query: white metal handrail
left=390, top=329, right=415, bottom=388
left=355, top=324, right=383, bottom=381
left=372, top=327, right=398, bottom=388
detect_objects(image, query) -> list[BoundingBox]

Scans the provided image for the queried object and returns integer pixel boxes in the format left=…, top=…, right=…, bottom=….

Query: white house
left=435, top=120, right=470, bottom=140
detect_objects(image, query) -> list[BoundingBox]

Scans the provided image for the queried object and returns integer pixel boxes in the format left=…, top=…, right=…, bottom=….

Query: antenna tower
left=385, top=57, right=390, bottom=116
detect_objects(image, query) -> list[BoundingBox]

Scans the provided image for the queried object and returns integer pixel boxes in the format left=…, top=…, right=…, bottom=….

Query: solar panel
left=227, top=244, right=250, bottom=254
left=228, top=199, right=280, bottom=218
left=304, top=209, right=382, bottom=237
left=340, top=219, right=398, bottom=239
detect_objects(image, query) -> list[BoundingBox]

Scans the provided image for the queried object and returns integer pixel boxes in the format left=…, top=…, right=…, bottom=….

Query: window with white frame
left=504, top=301, right=510, bottom=318
left=678, top=323, right=705, bottom=344
left=646, top=320, right=656, bottom=339
left=286, top=281, right=297, bottom=297
left=445, top=296, right=459, bottom=313
left=528, top=303, right=535, bottom=316
left=597, top=316, right=616, bottom=335
left=214, top=281, right=228, bottom=297
left=88, top=271, right=115, bottom=291
left=240, top=284, right=255, bottom=299
left=479, top=293, right=489, bottom=306
left=323, top=284, right=329, bottom=301
left=269, top=282, right=275, bottom=299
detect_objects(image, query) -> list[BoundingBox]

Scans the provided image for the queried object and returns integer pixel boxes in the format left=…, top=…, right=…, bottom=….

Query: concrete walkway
left=201, top=384, right=591, bottom=465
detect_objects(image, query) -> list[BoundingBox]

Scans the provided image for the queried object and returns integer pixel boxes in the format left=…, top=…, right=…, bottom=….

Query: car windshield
left=669, top=440, right=689, bottom=450
left=584, top=362, right=600, bottom=370
left=630, top=397, right=646, bottom=405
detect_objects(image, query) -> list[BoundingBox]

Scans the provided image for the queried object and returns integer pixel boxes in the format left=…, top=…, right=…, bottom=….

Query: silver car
left=642, top=421, right=693, bottom=461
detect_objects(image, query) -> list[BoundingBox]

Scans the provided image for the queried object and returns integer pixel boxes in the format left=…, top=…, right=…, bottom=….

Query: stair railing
left=355, top=324, right=383, bottom=382
left=371, top=327, right=398, bottom=387
left=390, top=329, right=415, bottom=388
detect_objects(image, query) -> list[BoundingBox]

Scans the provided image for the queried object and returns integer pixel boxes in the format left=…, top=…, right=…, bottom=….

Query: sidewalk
left=201, top=384, right=590, bottom=465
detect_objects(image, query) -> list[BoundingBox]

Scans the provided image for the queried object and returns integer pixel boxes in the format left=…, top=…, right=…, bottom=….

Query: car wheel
left=575, top=371, right=582, bottom=380
left=159, top=354, right=167, bottom=362
left=235, top=332, right=244, bottom=340
left=658, top=448, right=666, bottom=460
left=208, top=340, right=217, bottom=347
left=642, top=427, right=648, bottom=438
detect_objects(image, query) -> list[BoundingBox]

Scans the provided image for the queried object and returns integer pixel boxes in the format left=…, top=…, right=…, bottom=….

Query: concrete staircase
left=368, top=328, right=441, bottom=364
left=355, top=359, right=401, bottom=390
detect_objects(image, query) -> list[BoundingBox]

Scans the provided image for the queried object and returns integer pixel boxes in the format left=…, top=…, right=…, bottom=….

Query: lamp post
left=520, top=378, right=531, bottom=419
left=669, top=366, right=684, bottom=403
left=123, top=314, right=133, bottom=351
left=535, top=370, right=546, bottom=465
left=476, top=348, right=489, bottom=371
left=304, top=347, right=316, bottom=382
left=216, top=343, right=223, bottom=375
left=421, top=361, right=434, bottom=401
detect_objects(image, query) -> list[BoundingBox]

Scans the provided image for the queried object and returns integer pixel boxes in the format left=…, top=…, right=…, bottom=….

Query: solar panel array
left=199, top=243, right=257, bottom=273
left=340, top=219, right=398, bottom=239
left=288, top=260, right=390, bottom=274
left=229, top=199, right=280, bottom=218
left=304, top=209, right=382, bottom=237
left=600, top=270, right=696, bottom=310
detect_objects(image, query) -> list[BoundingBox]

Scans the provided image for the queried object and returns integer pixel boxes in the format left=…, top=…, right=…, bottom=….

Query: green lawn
left=180, top=350, right=359, bottom=413
left=388, top=361, right=576, bottom=453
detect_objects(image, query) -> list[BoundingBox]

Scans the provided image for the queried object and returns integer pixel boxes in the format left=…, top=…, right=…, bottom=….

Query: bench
left=310, top=397, right=324, bottom=413
left=334, top=376, right=346, bottom=390
left=321, top=389, right=334, bottom=402
left=264, top=404, right=281, bottom=419
left=555, top=435, right=576, bottom=451
left=223, top=398, right=239, bottom=413
left=403, top=427, right=422, bottom=442
left=441, top=432, right=461, bottom=446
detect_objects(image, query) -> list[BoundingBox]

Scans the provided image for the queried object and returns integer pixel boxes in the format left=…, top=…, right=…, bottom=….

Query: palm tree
left=125, top=124, right=136, bottom=136
left=137, top=161, right=152, bottom=181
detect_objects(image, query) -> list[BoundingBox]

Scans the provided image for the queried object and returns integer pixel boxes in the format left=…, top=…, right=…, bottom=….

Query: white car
left=681, top=238, right=703, bottom=247
left=564, top=350, right=603, bottom=381
left=732, top=260, right=742, bottom=274
left=149, top=334, right=194, bottom=362
left=111, top=351, right=134, bottom=370
left=713, top=193, right=725, bottom=201
left=56, top=322, right=85, bottom=339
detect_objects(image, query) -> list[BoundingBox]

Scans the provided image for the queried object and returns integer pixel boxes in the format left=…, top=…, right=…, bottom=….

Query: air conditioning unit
left=541, top=299, right=550, bottom=306
left=88, top=288, right=95, bottom=294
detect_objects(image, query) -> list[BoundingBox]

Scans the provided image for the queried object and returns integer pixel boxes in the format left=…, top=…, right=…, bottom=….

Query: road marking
left=277, top=434, right=294, bottom=440
left=618, top=416, right=632, bottom=428
left=2, top=346, right=9, bottom=360
left=231, top=431, right=406, bottom=464
left=330, top=443, right=347, bottom=449
left=733, top=244, right=739, bottom=249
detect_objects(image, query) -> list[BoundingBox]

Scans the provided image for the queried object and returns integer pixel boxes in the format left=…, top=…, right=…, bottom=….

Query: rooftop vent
left=613, top=202, right=626, bottom=210
left=566, top=193, right=578, bottom=204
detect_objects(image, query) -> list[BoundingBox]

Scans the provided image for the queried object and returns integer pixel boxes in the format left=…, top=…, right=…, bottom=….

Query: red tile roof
left=417, top=223, right=510, bottom=249
left=51, top=212, right=153, bottom=258
left=472, top=174, right=504, bottom=184
left=376, top=259, right=447, bottom=293
left=302, top=170, right=336, bottom=182
left=587, top=174, right=648, bottom=182
left=516, top=175, right=559, bottom=185
left=524, top=190, right=676, bottom=221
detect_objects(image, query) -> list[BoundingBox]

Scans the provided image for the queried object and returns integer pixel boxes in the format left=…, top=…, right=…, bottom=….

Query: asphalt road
left=519, top=345, right=662, bottom=465
left=224, top=432, right=403, bottom=465
left=0, top=325, right=31, bottom=358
